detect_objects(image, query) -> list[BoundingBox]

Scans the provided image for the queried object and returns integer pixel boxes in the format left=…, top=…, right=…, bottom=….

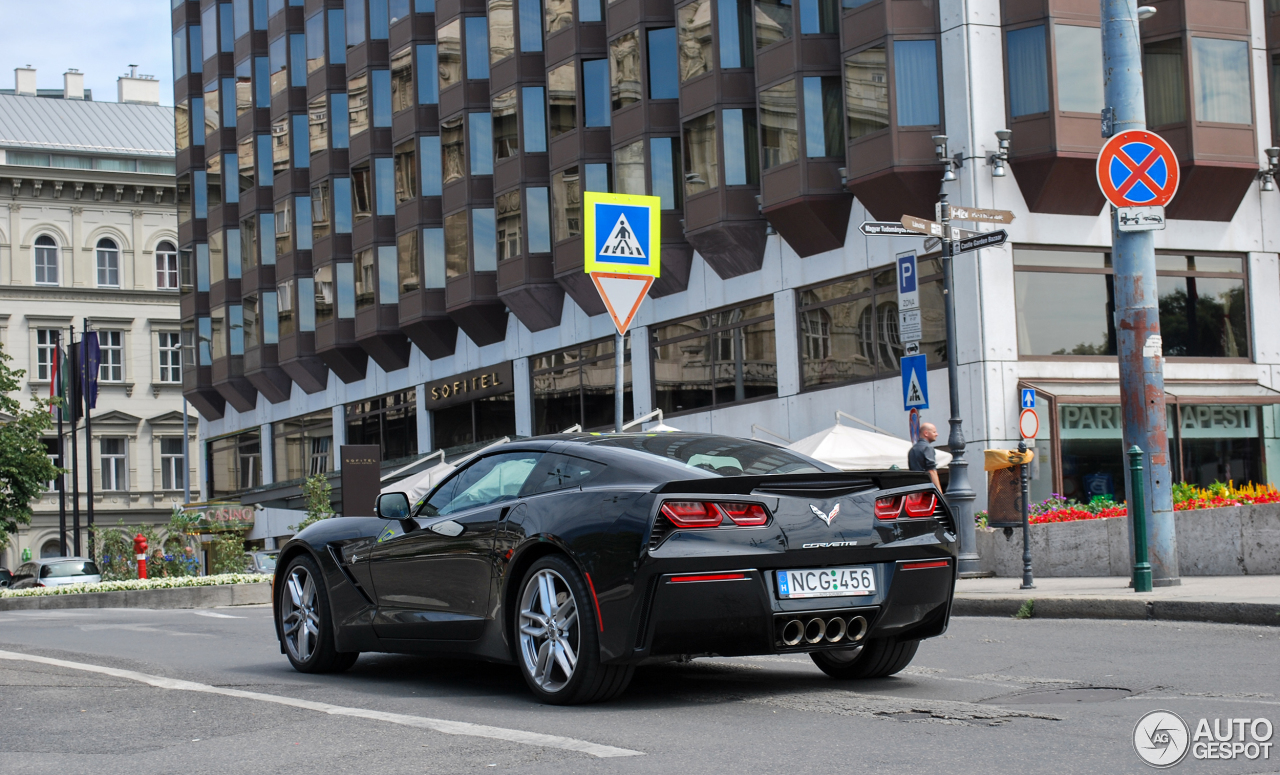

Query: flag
left=80, top=332, right=100, bottom=412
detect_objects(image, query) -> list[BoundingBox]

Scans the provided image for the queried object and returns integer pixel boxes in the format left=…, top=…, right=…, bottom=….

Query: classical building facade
left=0, top=68, right=191, bottom=568
left=173, top=0, right=1280, bottom=529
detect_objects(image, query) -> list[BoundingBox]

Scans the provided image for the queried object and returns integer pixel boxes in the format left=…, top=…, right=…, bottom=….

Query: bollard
left=1128, top=446, right=1153, bottom=593
left=133, top=533, right=149, bottom=580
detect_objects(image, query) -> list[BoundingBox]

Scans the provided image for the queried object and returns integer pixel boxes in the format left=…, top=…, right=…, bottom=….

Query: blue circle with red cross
left=1096, top=130, right=1180, bottom=208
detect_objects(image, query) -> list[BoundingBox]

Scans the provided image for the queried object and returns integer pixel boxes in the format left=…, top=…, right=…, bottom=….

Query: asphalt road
left=1, top=606, right=1277, bottom=775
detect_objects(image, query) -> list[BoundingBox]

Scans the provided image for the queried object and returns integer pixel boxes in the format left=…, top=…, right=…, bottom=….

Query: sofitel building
left=172, top=0, right=1280, bottom=530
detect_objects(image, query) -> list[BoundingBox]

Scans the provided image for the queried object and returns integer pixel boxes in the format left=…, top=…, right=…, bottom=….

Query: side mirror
left=375, top=492, right=411, bottom=521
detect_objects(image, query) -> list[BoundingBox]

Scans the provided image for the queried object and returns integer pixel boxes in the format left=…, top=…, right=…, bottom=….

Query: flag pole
left=83, top=319, right=96, bottom=563
left=69, top=324, right=81, bottom=556
left=54, top=331, right=67, bottom=557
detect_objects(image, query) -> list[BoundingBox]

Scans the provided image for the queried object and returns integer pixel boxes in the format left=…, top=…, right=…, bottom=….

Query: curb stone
left=0, top=582, right=270, bottom=611
left=952, top=596, right=1280, bottom=626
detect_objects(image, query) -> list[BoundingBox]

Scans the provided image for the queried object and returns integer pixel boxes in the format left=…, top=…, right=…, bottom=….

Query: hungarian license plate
left=776, top=566, right=875, bottom=599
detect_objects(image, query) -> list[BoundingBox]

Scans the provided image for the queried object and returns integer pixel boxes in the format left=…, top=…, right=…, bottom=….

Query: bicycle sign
left=1097, top=130, right=1180, bottom=209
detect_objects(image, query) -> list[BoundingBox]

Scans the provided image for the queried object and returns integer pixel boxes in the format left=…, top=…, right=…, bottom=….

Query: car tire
left=277, top=554, right=359, bottom=674
left=513, top=555, right=634, bottom=705
left=810, top=637, right=920, bottom=679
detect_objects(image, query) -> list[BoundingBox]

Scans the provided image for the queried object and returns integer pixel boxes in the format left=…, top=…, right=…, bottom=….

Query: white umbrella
left=788, top=415, right=952, bottom=471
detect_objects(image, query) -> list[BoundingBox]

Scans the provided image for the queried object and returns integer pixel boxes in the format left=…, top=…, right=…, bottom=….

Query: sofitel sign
left=421, top=361, right=514, bottom=410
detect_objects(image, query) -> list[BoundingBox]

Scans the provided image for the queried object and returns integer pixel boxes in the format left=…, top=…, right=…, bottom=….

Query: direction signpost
left=859, top=221, right=916, bottom=236
left=955, top=230, right=1008, bottom=254
left=1017, top=391, right=1037, bottom=590
left=946, top=205, right=1015, bottom=224
left=583, top=191, right=662, bottom=432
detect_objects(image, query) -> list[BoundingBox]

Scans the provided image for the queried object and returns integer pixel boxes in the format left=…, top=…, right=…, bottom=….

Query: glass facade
left=532, top=339, right=633, bottom=434
left=346, top=389, right=419, bottom=463
left=273, top=411, right=335, bottom=481
left=652, top=299, right=777, bottom=415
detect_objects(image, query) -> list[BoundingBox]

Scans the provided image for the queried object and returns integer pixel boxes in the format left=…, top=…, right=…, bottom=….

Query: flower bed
left=978, top=482, right=1280, bottom=525
left=0, top=573, right=268, bottom=599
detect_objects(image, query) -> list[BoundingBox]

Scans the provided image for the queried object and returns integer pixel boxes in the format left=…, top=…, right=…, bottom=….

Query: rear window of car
left=259, top=553, right=278, bottom=570
left=591, top=436, right=829, bottom=476
left=40, top=561, right=101, bottom=578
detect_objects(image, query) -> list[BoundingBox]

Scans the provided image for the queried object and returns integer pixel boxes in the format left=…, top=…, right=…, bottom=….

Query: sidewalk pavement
left=953, top=575, right=1280, bottom=626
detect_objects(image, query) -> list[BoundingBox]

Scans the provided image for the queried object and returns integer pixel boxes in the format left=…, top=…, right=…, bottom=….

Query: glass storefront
left=272, top=410, right=334, bottom=482
left=346, top=389, right=418, bottom=464
left=207, top=429, right=262, bottom=498
left=531, top=338, right=632, bottom=434
left=433, top=395, right=516, bottom=450
left=651, top=298, right=777, bottom=415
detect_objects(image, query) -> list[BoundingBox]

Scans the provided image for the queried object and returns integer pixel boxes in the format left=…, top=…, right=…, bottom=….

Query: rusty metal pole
left=1102, top=0, right=1178, bottom=584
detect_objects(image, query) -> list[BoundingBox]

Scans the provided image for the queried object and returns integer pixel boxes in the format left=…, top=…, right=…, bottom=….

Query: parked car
left=7, top=558, right=102, bottom=590
left=272, top=433, right=957, bottom=704
left=0, top=567, right=11, bottom=588
left=244, top=551, right=279, bottom=574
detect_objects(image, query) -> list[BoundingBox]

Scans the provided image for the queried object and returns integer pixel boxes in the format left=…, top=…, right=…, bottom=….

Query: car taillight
left=720, top=502, right=769, bottom=526
left=660, top=501, right=723, bottom=528
left=903, top=492, right=937, bottom=518
left=874, top=495, right=903, bottom=520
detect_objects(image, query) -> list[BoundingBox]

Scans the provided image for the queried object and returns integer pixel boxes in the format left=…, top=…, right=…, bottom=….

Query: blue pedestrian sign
left=1021, top=388, right=1036, bottom=410
left=583, top=192, right=662, bottom=278
left=901, top=354, right=929, bottom=410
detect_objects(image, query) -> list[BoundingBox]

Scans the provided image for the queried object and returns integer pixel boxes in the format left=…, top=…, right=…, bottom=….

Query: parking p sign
left=896, top=251, right=921, bottom=343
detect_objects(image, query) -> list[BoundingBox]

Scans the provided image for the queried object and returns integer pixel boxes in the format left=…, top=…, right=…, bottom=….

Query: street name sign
left=901, top=215, right=946, bottom=237
left=901, top=354, right=929, bottom=410
left=896, top=250, right=921, bottom=343
left=1097, top=129, right=1180, bottom=209
left=948, top=205, right=1015, bottom=224
left=860, top=221, right=915, bottom=236
left=954, top=230, right=1008, bottom=254
left=1116, top=205, right=1167, bottom=232
left=584, top=191, right=661, bottom=335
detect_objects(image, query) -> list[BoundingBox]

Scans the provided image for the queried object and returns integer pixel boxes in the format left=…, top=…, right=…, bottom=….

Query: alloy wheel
left=518, top=568, right=580, bottom=693
left=280, top=565, right=321, bottom=663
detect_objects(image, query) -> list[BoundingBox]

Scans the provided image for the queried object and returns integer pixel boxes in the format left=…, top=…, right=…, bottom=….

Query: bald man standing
left=908, top=422, right=942, bottom=492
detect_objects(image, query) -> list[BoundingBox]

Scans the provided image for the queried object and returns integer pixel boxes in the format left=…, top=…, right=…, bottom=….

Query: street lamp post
left=933, top=135, right=981, bottom=577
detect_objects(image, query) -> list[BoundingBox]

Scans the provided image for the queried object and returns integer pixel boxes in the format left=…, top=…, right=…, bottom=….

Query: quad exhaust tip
left=779, top=615, right=869, bottom=647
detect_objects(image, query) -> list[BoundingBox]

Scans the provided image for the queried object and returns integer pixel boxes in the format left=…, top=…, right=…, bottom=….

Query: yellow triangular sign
left=590, top=272, right=653, bottom=336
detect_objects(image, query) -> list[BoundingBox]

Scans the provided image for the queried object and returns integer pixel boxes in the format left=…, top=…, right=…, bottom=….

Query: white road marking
left=1129, top=695, right=1280, bottom=707
left=0, top=650, right=643, bottom=758
left=191, top=610, right=244, bottom=619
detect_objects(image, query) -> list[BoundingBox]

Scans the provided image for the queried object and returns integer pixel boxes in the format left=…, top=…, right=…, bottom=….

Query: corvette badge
left=810, top=503, right=840, bottom=527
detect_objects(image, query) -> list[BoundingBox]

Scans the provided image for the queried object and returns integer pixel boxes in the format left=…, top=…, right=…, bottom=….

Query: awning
left=1020, top=380, right=1280, bottom=405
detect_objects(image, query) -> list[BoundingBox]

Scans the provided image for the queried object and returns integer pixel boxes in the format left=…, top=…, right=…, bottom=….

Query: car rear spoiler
left=652, top=470, right=933, bottom=498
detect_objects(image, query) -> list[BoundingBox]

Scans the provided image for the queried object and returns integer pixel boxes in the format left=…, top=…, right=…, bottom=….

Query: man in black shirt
left=908, top=422, right=942, bottom=491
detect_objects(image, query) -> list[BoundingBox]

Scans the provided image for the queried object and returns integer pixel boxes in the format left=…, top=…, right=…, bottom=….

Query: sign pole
left=938, top=190, right=980, bottom=577
left=615, top=331, right=624, bottom=433
left=1102, top=0, right=1178, bottom=585
left=1018, top=437, right=1034, bottom=590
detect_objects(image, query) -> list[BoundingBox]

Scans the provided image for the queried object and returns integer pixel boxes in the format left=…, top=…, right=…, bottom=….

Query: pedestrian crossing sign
left=584, top=191, right=661, bottom=278
left=901, top=354, right=929, bottom=410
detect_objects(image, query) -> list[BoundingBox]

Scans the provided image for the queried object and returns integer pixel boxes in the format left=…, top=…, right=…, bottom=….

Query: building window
left=893, top=39, right=939, bottom=127
left=1014, top=249, right=1250, bottom=358
left=545, top=0, right=572, bottom=34
left=755, top=0, right=792, bottom=48
left=798, top=260, right=946, bottom=390
left=160, top=437, right=185, bottom=491
left=270, top=34, right=288, bottom=96
left=523, top=86, right=547, bottom=152
left=158, top=332, right=182, bottom=383
left=432, top=395, right=516, bottom=450
left=610, top=30, right=642, bottom=111
left=1054, top=24, right=1103, bottom=114
left=391, top=46, right=413, bottom=112
left=678, top=0, right=714, bottom=81
left=532, top=339, right=633, bottom=433
left=96, top=238, right=120, bottom=287
left=438, top=19, right=463, bottom=91
left=35, top=329, right=57, bottom=382
left=490, top=0, right=515, bottom=63
left=418, top=44, right=439, bottom=104
left=273, top=410, right=334, bottom=481
left=520, top=0, right=543, bottom=51
left=548, top=63, right=576, bottom=137
left=760, top=79, right=798, bottom=169
left=652, top=299, right=777, bottom=414
left=346, top=389, right=418, bottom=463
left=650, top=137, right=681, bottom=209
left=496, top=190, right=522, bottom=259
left=1191, top=36, right=1252, bottom=125
left=646, top=27, right=679, bottom=100
left=493, top=89, right=519, bottom=158
left=156, top=241, right=179, bottom=289
left=99, top=331, right=124, bottom=382
left=682, top=112, right=718, bottom=196
left=615, top=140, right=645, bottom=195
left=803, top=75, right=842, bottom=157
left=441, top=117, right=465, bottom=184
left=1145, top=38, right=1187, bottom=127
left=1006, top=25, right=1049, bottom=117
left=470, top=112, right=494, bottom=174
left=34, top=235, right=59, bottom=286
left=466, top=16, right=491, bottom=79
left=720, top=0, right=753, bottom=67
left=723, top=108, right=758, bottom=185
left=349, top=73, right=370, bottom=136
left=207, top=429, right=262, bottom=497
left=100, top=438, right=127, bottom=492
left=583, top=58, right=611, bottom=126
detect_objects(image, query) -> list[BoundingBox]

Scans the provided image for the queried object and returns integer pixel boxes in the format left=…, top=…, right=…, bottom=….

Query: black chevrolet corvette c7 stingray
left=272, top=433, right=958, bottom=704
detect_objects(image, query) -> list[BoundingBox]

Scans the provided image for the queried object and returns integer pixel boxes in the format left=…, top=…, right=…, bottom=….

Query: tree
left=0, top=341, right=61, bottom=550
left=290, top=474, right=336, bottom=533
